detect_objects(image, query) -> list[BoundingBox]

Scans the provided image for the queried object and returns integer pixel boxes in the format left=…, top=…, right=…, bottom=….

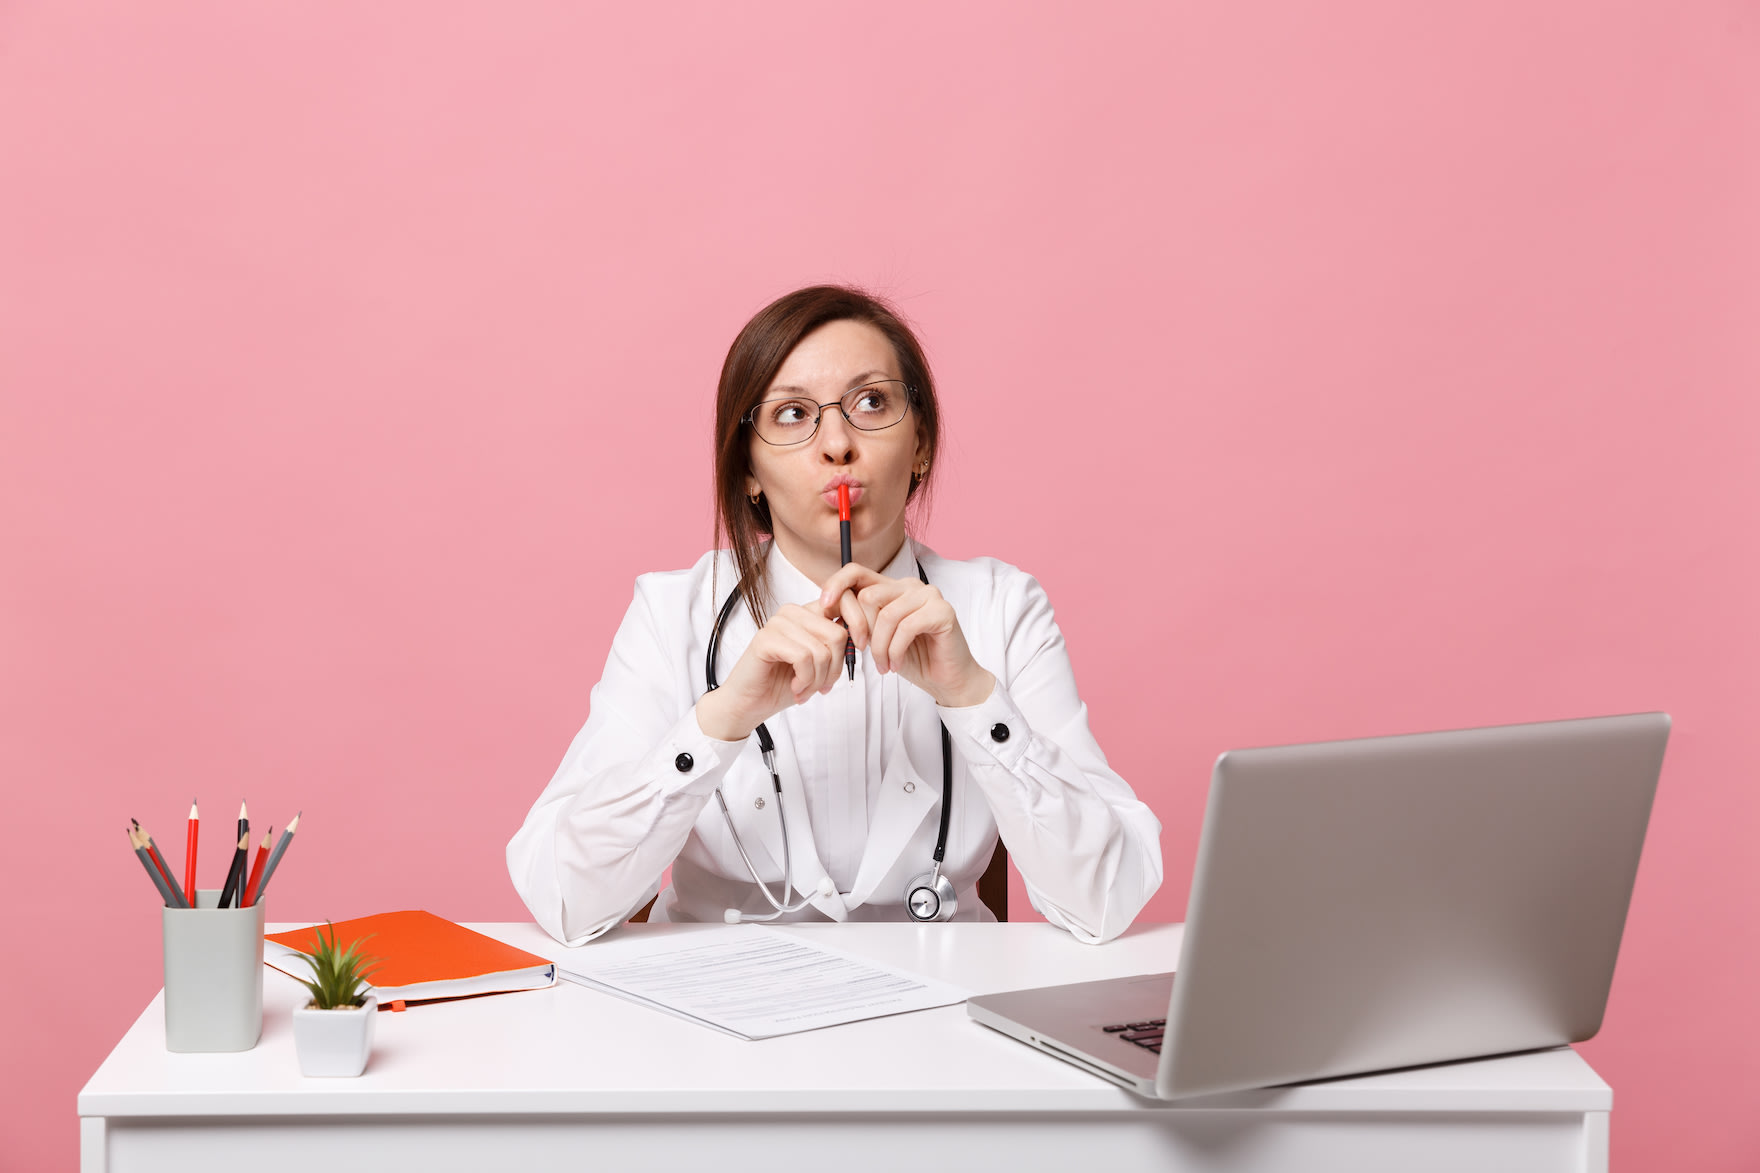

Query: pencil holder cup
left=161, top=889, right=264, bottom=1052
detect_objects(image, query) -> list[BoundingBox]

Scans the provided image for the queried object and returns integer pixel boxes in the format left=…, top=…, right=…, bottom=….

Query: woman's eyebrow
left=763, top=370, right=895, bottom=397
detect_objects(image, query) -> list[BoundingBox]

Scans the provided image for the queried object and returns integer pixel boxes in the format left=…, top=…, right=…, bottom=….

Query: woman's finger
left=867, top=591, right=926, bottom=675
left=821, top=627, right=848, bottom=693
left=847, top=577, right=921, bottom=653
left=746, top=628, right=806, bottom=700
left=832, top=587, right=873, bottom=651
left=774, top=614, right=838, bottom=697
left=887, top=604, right=949, bottom=675
left=817, top=563, right=887, bottom=612
left=776, top=605, right=856, bottom=662
left=852, top=576, right=912, bottom=609
left=794, top=629, right=836, bottom=698
left=819, top=566, right=915, bottom=645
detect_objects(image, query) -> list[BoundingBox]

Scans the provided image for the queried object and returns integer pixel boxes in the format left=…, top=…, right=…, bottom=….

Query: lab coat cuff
left=656, top=710, right=743, bottom=800
left=936, top=684, right=1030, bottom=772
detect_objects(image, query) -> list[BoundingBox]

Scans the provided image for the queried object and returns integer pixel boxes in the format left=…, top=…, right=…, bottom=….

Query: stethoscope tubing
left=704, top=559, right=954, bottom=916
left=706, top=584, right=819, bottom=916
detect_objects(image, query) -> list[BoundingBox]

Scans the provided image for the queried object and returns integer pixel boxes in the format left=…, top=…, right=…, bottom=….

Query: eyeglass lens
left=749, top=381, right=910, bottom=445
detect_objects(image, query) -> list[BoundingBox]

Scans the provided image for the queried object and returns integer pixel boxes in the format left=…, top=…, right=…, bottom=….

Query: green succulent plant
left=295, top=921, right=380, bottom=1010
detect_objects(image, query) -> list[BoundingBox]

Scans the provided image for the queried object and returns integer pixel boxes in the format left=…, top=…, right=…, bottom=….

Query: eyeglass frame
left=740, top=379, right=918, bottom=446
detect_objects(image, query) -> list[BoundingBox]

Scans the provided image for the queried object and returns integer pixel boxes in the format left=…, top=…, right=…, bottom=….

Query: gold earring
left=748, top=490, right=762, bottom=505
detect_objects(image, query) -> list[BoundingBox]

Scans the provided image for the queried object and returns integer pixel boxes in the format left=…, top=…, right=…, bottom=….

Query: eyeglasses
left=742, top=380, right=914, bottom=446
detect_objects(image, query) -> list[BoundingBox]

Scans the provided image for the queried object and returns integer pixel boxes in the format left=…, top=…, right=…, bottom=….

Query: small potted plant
left=290, top=921, right=380, bottom=1077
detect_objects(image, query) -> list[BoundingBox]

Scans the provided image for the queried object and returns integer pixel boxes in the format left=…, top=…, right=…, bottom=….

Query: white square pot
left=292, top=996, right=377, bottom=1077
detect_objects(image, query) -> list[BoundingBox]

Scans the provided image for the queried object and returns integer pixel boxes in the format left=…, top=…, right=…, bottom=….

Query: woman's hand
left=817, top=564, right=996, bottom=709
left=694, top=602, right=855, bottom=741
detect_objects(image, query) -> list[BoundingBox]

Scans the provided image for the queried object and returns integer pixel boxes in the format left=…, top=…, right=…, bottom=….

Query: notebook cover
left=265, top=910, right=553, bottom=992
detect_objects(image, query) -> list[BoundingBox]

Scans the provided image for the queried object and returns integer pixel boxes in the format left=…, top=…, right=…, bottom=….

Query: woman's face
left=746, top=319, right=927, bottom=582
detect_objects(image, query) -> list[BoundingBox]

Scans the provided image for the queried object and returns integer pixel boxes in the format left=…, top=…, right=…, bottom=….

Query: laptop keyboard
left=1103, top=1018, right=1165, bottom=1054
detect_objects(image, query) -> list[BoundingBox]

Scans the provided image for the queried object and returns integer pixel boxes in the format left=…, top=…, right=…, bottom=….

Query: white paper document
left=556, top=927, right=970, bottom=1039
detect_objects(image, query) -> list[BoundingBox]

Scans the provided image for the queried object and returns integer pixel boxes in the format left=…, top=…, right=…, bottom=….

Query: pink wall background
left=3, top=2, right=1755, bottom=1168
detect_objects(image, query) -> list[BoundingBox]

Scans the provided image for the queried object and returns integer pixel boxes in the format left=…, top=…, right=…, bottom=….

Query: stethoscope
left=706, top=563, right=958, bottom=924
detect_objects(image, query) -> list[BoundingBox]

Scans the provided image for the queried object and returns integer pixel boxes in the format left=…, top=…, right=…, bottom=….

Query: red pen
left=838, top=483, right=856, bottom=680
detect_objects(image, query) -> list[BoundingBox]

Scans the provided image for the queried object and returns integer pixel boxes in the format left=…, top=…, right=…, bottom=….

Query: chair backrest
left=978, top=838, right=1009, bottom=920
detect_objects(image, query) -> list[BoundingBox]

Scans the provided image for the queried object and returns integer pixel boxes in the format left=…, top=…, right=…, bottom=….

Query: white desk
left=79, top=922, right=1611, bottom=1173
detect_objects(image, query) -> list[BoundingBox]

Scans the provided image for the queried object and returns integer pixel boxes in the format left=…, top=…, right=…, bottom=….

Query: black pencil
left=217, top=829, right=248, bottom=907
left=218, top=801, right=248, bottom=907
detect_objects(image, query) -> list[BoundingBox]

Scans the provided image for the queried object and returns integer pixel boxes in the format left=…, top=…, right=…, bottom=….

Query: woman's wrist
left=934, top=668, right=996, bottom=710
left=694, top=691, right=753, bottom=743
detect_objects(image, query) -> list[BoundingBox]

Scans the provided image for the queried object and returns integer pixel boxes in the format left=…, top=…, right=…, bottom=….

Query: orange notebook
left=265, top=911, right=556, bottom=1004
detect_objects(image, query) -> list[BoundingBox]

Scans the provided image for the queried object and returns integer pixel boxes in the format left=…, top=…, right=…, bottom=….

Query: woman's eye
left=769, top=401, right=813, bottom=426
left=851, top=387, right=895, bottom=415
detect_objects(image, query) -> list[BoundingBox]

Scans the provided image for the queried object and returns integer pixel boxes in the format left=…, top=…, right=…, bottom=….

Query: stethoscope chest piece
left=905, top=868, right=958, bottom=922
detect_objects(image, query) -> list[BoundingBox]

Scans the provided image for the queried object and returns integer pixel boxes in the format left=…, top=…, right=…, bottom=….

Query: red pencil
left=184, top=799, right=199, bottom=906
left=243, top=829, right=272, bottom=907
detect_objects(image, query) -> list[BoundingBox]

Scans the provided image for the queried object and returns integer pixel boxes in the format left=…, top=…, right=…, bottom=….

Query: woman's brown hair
left=713, top=285, right=941, bottom=625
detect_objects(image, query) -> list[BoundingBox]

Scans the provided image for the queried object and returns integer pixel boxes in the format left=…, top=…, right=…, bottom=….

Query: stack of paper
left=557, top=927, right=969, bottom=1039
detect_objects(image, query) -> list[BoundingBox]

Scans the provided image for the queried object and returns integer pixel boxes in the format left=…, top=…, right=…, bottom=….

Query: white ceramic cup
left=161, top=889, right=264, bottom=1052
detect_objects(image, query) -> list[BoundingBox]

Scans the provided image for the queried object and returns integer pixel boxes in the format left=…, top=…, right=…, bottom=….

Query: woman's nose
left=816, top=408, right=857, bottom=460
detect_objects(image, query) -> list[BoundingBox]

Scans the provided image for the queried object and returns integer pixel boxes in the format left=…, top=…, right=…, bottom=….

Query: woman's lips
left=822, top=484, right=864, bottom=508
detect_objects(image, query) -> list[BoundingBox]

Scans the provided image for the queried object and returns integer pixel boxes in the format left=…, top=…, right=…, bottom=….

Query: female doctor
left=508, top=286, right=1162, bottom=945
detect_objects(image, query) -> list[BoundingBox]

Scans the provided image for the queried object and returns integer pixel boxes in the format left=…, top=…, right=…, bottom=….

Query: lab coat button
left=990, top=723, right=1010, bottom=743
left=903, top=780, right=915, bottom=793
left=674, top=752, right=694, bottom=772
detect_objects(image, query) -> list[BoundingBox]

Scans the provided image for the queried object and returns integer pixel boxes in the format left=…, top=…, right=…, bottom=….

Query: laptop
left=967, top=712, right=1669, bottom=1099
